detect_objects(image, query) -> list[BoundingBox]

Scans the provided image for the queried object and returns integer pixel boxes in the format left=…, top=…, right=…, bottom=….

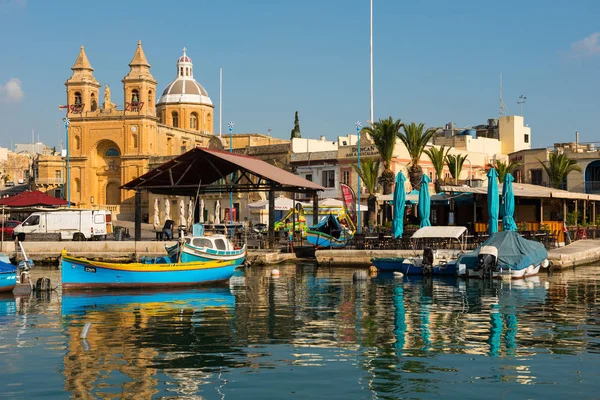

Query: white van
left=13, top=209, right=112, bottom=241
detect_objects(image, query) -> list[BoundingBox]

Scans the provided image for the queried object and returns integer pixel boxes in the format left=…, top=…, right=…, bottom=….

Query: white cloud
left=571, top=32, right=600, bottom=57
left=0, top=78, right=24, bottom=103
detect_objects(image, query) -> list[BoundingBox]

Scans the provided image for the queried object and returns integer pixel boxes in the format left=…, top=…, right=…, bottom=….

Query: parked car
left=5, top=182, right=14, bottom=187
left=0, top=220, right=21, bottom=239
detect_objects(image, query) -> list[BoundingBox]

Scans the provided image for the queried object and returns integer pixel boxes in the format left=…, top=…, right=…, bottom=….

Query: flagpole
left=370, top=0, right=374, bottom=123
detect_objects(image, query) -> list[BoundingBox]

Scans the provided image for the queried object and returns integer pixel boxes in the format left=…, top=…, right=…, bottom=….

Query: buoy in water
left=353, top=270, right=368, bottom=281
left=393, top=271, right=404, bottom=279
left=80, top=322, right=92, bottom=339
left=271, top=269, right=280, bottom=277
left=368, top=265, right=378, bottom=274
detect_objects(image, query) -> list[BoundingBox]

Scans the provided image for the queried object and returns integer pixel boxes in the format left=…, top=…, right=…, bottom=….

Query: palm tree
left=360, top=117, right=402, bottom=195
left=538, top=153, right=581, bottom=189
left=423, top=145, right=449, bottom=193
left=445, top=154, right=468, bottom=185
left=397, top=122, right=437, bottom=190
left=488, top=159, right=521, bottom=183
left=352, top=159, right=380, bottom=229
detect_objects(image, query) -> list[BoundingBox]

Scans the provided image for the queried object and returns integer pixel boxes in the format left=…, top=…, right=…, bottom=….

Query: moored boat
left=0, top=261, right=17, bottom=293
left=306, top=214, right=354, bottom=249
left=457, top=231, right=549, bottom=279
left=61, top=251, right=236, bottom=290
left=163, top=234, right=246, bottom=267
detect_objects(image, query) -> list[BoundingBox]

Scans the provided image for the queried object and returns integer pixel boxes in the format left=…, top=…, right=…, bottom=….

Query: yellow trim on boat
left=61, top=250, right=235, bottom=272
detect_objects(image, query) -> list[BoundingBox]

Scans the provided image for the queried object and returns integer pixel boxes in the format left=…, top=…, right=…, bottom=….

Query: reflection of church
left=55, top=42, right=216, bottom=217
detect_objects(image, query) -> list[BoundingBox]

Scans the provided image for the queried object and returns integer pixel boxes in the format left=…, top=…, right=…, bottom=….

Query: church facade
left=50, top=42, right=215, bottom=218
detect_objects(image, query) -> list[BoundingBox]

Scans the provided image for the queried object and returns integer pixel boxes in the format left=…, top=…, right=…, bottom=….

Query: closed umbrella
left=165, top=199, right=171, bottom=221
left=487, top=168, right=499, bottom=234
left=153, top=198, right=160, bottom=231
left=199, top=199, right=205, bottom=223
left=502, top=172, right=518, bottom=231
left=179, top=199, right=186, bottom=227
left=418, top=174, right=431, bottom=228
left=214, top=200, right=221, bottom=224
left=187, top=199, right=194, bottom=230
left=392, top=172, right=407, bottom=239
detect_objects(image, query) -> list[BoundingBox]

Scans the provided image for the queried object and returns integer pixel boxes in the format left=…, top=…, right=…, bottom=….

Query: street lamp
left=355, top=121, right=362, bottom=233
left=228, top=121, right=234, bottom=222
left=63, top=117, right=71, bottom=208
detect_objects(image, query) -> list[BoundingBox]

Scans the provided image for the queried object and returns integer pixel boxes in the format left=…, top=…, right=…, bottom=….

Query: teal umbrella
left=418, top=174, right=431, bottom=228
left=502, top=172, right=518, bottom=231
left=392, top=172, right=407, bottom=239
left=487, top=168, right=499, bottom=234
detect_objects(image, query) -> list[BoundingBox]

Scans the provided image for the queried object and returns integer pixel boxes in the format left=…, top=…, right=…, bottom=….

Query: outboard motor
left=422, top=247, right=435, bottom=275
left=475, top=246, right=498, bottom=278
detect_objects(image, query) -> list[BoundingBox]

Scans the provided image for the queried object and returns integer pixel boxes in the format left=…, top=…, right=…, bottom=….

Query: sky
left=0, top=0, right=599, bottom=150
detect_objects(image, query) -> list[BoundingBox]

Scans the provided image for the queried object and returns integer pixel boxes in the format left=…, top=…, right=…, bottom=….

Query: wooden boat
left=457, top=231, right=549, bottom=280
left=306, top=214, right=354, bottom=249
left=61, top=250, right=236, bottom=290
left=0, top=261, right=17, bottom=293
left=372, top=226, right=467, bottom=275
left=163, top=234, right=246, bottom=267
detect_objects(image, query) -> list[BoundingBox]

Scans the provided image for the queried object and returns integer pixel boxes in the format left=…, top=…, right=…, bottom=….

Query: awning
left=440, top=183, right=600, bottom=201
left=248, top=196, right=310, bottom=211
left=0, top=190, right=70, bottom=207
left=411, top=226, right=468, bottom=239
left=122, top=147, right=324, bottom=195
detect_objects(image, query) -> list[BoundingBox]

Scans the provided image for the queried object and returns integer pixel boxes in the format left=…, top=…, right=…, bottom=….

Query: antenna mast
left=499, top=73, right=508, bottom=116
left=517, top=95, right=526, bottom=116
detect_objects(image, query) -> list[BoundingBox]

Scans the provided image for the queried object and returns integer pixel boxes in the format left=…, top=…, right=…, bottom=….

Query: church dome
left=157, top=48, right=212, bottom=106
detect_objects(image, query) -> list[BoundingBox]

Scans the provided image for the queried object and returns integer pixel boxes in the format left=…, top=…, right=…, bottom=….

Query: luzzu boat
left=372, top=226, right=467, bottom=276
left=306, top=214, right=354, bottom=249
left=61, top=250, right=236, bottom=290
left=163, top=234, right=246, bottom=267
left=0, top=260, right=17, bottom=293
left=457, top=230, right=549, bottom=280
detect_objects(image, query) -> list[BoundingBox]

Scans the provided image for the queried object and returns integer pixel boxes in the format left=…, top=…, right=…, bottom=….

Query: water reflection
left=1, top=265, right=600, bottom=398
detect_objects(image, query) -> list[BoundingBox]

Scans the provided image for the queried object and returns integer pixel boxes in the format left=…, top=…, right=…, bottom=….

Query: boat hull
left=0, top=261, right=17, bottom=293
left=371, top=257, right=407, bottom=272
left=61, top=253, right=236, bottom=290
left=466, top=261, right=544, bottom=280
left=306, top=232, right=350, bottom=249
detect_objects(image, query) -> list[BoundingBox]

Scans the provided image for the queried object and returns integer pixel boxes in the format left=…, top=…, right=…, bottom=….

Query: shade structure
left=502, top=172, right=518, bottom=231
left=179, top=199, right=186, bottom=227
left=153, top=198, right=160, bottom=230
left=214, top=200, right=221, bottom=224
left=392, top=172, right=407, bottom=239
left=199, top=199, right=205, bottom=223
left=487, top=168, right=499, bottom=234
left=418, top=174, right=431, bottom=228
left=318, top=198, right=367, bottom=212
left=248, top=196, right=309, bottom=211
left=0, top=190, right=70, bottom=207
left=165, top=199, right=171, bottom=221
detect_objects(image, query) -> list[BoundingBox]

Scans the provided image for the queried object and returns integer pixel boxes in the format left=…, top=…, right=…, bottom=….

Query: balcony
left=35, top=177, right=63, bottom=186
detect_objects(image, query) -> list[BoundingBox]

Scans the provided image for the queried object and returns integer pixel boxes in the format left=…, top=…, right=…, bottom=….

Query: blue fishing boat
left=372, top=226, right=467, bottom=275
left=306, top=214, right=354, bottom=249
left=163, top=234, right=246, bottom=267
left=61, top=251, right=236, bottom=290
left=0, top=258, right=17, bottom=293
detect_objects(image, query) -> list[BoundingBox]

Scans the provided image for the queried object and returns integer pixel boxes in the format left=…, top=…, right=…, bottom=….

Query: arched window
left=90, top=93, right=97, bottom=111
left=105, top=147, right=120, bottom=157
left=75, top=178, right=81, bottom=193
left=75, top=136, right=81, bottom=150
left=147, top=90, right=153, bottom=107
left=131, top=90, right=139, bottom=104
left=132, top=133, right=138, bottom=149
left=190, top=112, right=198, bottom=130
left=172, top=111, right=179, bottom=128
left=74, top=92, right=82, bottom=106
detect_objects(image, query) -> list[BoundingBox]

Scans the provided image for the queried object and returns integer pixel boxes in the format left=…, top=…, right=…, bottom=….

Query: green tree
left=423, top=145, right=450, bottom=193
left=538, top=152, right=581, bottom=189
left=488, top=159, right=521, bottom=183
left=397, top=122, right=437, bottom=190
left=290, top=111, right=301, bottom=139
left=352, top=159, right=380, bottom=228
left=360, top=117, right=402, bottom=195
left=445, top=154, right=468, bottom=184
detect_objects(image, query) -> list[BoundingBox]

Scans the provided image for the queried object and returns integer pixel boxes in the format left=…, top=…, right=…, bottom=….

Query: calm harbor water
left=1, top=264, right=600, bottom=399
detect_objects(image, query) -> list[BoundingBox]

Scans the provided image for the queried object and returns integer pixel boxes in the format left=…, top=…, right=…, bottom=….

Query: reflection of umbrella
left=153, top=198, right=160, bottom=230
left=487, top=168, right=499, bottom=234
left=179, top=199, right=186, bottom=227
left=214, top=200, right=221, bottom=224
left=392, top=172, right=407, bottom=239
left=165, top=199, right=171, bottom=221
left=393, top=284, right=406, bottom=355
left=418, top=174, right=431, bottom=228
left=199, top=199, right=205, bottom=223
left=502, top=173, right=518, bottom=231
left=187, top=199, right=194, bottom=229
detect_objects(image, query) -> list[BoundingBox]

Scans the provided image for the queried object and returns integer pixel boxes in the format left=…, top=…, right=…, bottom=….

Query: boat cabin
left=184, top=234, right=236, bottom=251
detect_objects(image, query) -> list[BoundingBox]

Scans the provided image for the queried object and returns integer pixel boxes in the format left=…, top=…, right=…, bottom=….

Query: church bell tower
left=65, top=46, right=100, bottom=115
left=122, top=41, right=157, bottom=117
